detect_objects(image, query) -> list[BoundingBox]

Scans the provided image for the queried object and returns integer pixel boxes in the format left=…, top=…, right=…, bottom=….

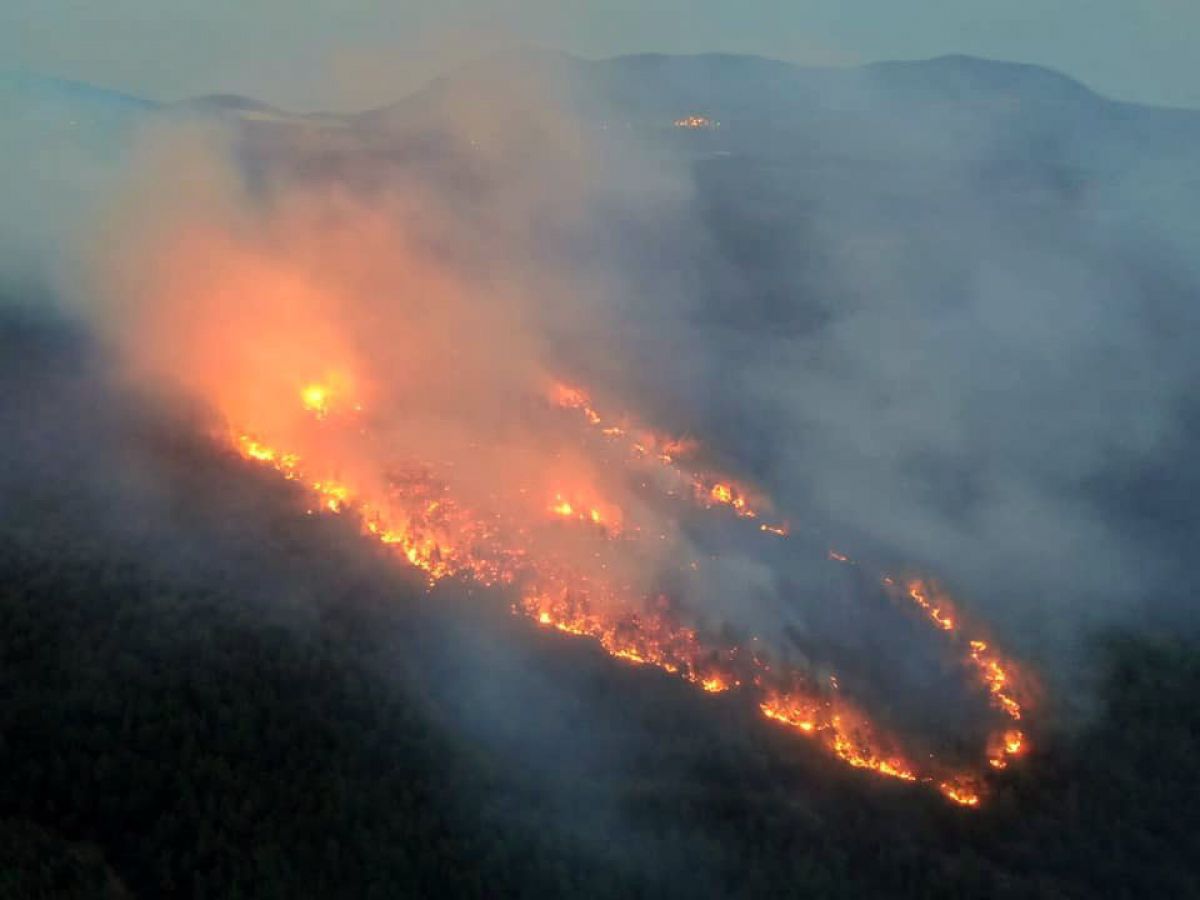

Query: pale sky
left=4, top=0, right=1198, bottom=112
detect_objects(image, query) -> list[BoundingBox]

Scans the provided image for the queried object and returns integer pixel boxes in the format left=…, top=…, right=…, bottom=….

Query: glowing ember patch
left=760, top=523, right=789, bottom=537
left=674, top=115, right=718, bottom=129
left=828, top=550, right=850, bottom=563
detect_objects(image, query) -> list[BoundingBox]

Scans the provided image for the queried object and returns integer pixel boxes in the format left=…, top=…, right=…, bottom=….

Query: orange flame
left=228, top=376, right=1037, bottom=808
left=674, top=115, right=717, bottom=129
left=905, top=579, right=956, bottom=632
left=301, top=383, right=330, bottom=417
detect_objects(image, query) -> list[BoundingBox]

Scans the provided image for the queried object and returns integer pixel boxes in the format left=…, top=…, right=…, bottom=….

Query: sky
left=3, top=1, right=1198, bottom=112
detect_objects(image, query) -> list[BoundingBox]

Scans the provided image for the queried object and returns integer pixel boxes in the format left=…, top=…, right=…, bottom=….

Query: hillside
left=3, top=50, right=1200, bottom=897
left=2, top=310, right=1200, bottom=897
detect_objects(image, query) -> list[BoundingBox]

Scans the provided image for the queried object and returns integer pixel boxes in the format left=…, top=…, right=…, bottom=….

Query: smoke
left=64, top=66, right=698, bottom=620
left=651, top=67, right=1200, bottom=676
left=3, top=50, right=1199, bottom=801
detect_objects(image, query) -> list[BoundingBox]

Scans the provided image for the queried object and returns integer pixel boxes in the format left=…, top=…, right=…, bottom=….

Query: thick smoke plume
left=4, top=53, right=1199, bottom=761
left=72, top=70, right=712, bottom=623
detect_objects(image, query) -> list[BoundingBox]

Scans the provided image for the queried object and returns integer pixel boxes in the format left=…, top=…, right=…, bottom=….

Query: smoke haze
left=3, top=52, right=1199, bottom=784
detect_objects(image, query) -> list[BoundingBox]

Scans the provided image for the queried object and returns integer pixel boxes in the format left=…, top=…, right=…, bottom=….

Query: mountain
left=174, top=93, right=282, bottom=115
left=4, top=50, right=1200, bottom=898
left=353, top=51, right=1200, bottom=169
left=2, top=308, right=1199, bottom=898
left=10, top=52, right=1200, bottom=170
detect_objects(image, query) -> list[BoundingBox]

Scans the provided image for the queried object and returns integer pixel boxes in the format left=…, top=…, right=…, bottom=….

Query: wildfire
left=969, top=641, right=1023, bottom=721
left=696, top=479, right=763, bottom=519
left=301, top=383, right=330, bottom=417
left=760, top=690, right=918, bottom=782
left=546, top=382, right=777, bottom=525
left=939, top=779, right=982, bottom=807
left=878, top=575, right=1030, bottom=781
left=905, top=579, right=955, bottom=631
left=987, top=729, right=1026, bottom=770
left=521, top=588, right=735, bottom=690
left=674, top=115, right=718, bottom=129
left=227, top=374, right=1035, bottom=809
left=549, top=381, right=602, bottom=425
left=237, top=435, right=298, bottom=475
left=883, top=578, right=1026, bottom=723
left=549, top=492, right=621, bottom=533
left=312, top=479, right=351, bottom=512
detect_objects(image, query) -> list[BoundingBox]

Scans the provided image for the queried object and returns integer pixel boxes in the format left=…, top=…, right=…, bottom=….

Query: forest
left=1, top=315, right=1197, bottom=899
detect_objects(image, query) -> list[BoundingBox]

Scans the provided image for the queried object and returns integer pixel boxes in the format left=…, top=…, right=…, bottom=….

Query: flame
left=969, top=641, right=1023, bottom=721
left=1005, top=729, right=1024, bottom=753
left=546, top=382, right=777, bottom=528
left=548, top=491, right=622, bottom=533
left=884, top=578, right=1027, bottom=723
left=312, top=479, right=351, bottom=513
left=880, top=575, right=1031, bottom=780
left=674, top=115, right=718, bottom=129
left=987, top=729, right=1026, bottom=770
left=759, top=690, right=917, bottom=782
left=301, top=383, right=330, bottom=417
left=226, top=375, right=1036, bottom=808
left=96, top=150, right=1038, bottom=809
left=905, top=579, right=955, bottom=631
left=939, top=779, right=982, bottom=807
left=699, top=480, right=759, bottom=518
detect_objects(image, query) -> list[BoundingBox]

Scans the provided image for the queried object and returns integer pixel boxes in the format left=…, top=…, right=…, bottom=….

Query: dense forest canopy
left=1, top=311, right=1198, bottom=898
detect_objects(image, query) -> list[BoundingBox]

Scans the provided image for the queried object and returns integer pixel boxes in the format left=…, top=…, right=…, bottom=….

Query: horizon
left=9, top=48, right=1200, bottom=117
left=3, top=1, right=1198, bottom=112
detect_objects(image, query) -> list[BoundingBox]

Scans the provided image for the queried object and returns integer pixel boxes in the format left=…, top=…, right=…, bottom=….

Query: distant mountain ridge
left=6, top=52, right=1199, bottom=176
left=9, top=51, right=1199, bottom=122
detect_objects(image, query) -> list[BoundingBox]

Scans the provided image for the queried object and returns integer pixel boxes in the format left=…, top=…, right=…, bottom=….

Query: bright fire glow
left=228, top=374, right=1034, bottom=808
left=301, top=383, right=330, bottom=417
left=674, top=115, right=718, bottom=129
left=91, top=130, right=1036, bottom=812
